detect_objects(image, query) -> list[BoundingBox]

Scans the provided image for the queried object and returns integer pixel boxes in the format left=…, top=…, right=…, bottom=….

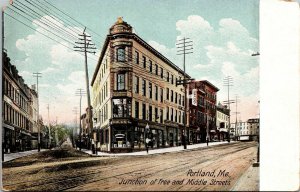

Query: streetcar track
left=3, top=142, right=257, bottom=191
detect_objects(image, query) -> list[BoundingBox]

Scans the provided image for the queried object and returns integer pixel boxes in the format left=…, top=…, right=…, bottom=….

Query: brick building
left=2, top=52, right=38, bottom=153
left=188, top=80, right=219, bottom=143
left=91, top=18, right=190, bottom=152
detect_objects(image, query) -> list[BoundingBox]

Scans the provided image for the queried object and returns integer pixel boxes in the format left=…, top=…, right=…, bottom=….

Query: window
left=171, top=108, right=173, bottom=121
left=117, top=73, right=125, bottom=90
left=155, top=108, right=158, bottom=122
left=166, top=107, right=169, bottom=120
left=135, top=101, right=139, bottom=118
left=149, top=60, right=152, bottom=73
left=160, top=67, right=163, bottom=78
left=171, top=74, right=174, bottom=84
left=160, top=109, right=163, bottom=123
left=117, top=47, right=125, bottom=62
left=182, top=96, right=185, bottom=106
left=175, top=78, right=177, bottom=87
left=175, top=110, right=177, bottom=122
left=179, top=94, right=181, bottom=104
left=142, top=104, right=146, bottom=120
left=135, top=51, right=139, bottom=64
left=134, top=76, right=139, bottom=93
left=167, top=88, right=169, bottom=100
left=160, top=88, right=163, bottom=102
left=155, top=64, right=158, bottom=75
left=142, top=79, right=146, bottom=96
left=171, top=90, right=173, bottom=102
left=179, top=111, right=181, bottom=123
left=175, top=92, right=177, bottom=104
left=112, top=98, right=131, bottom=118
left=149, top=82, right=152, bottom=99
left=167, top=72, right=169, bottom=82
left=149, top=106, right=152, bottom=121
left=155, top=85, right=158, bottom=101
left=143, top=56, right=146, bottom=68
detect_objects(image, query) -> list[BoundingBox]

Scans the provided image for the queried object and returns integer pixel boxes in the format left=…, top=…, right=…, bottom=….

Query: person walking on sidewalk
left=206, top=136, right=209, bottom=146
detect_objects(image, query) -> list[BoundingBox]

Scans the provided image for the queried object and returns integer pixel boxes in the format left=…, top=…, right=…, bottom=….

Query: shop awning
left=3, top=123, right=15, bottom=131
left=21, top=130, right=31, bottom=136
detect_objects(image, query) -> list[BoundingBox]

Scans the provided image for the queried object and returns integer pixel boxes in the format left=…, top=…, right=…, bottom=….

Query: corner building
left=91, top=18, right=190, bottom=152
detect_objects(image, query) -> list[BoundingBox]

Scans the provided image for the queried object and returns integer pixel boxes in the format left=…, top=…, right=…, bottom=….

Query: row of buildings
left=78, top=18, right=259, bottom=153
left=2, top=51, right=41, bottom=153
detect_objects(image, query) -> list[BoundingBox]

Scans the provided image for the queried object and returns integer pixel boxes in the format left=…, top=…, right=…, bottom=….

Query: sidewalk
left=231, top=164, right=259, bottom=191
left=3, top=149, right=47, bottom=162
left=81, top=141, right=235, bottom=156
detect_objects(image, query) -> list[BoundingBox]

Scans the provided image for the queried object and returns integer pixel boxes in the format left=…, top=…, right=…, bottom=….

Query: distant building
left=216, top=102, right=229, bottom=141
left=188, top=80, right=219, bottom=143
left=231, top=118, right=259, bottom=141
left=91, top=18, right=189, bottom=152
left=2, top=52, right=38, bottom=153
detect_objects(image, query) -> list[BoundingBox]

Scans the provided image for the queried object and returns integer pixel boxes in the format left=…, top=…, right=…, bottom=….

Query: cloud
left=13, top=16, right=97, bottom=124
left=149, top=15, right=259, bottom=121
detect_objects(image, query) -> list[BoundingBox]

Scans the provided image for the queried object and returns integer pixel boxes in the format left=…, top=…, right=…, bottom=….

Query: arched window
left=117, top=47, right=125, bottom=62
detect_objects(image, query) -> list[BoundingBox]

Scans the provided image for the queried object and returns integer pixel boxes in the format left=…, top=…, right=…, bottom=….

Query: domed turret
left=109, top=17, right=133, bottom=35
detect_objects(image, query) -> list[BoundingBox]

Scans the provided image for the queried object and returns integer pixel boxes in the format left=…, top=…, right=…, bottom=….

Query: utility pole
left=55, top=116, right=58, bottom=147
left=74, top=28, right=96, bottom=151
left=176, top=37, right=193, bottom=149
left=232, top=95, right=240, bottom=141
left=75, top=88, right=86, bottom=150
left=33, top=72, right=42, bottom=151
left=47, top=104, right=51, bottom=148
left=72, top=107, right=78, bottom=148
left=223, top=76, right=234, bottom=142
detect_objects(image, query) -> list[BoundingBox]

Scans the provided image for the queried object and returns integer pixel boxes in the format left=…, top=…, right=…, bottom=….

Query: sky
left=3, top=0, right=259, bottom=125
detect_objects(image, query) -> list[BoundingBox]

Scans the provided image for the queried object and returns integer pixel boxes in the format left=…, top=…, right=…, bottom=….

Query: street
left=3, top=142, right=258, bottom=191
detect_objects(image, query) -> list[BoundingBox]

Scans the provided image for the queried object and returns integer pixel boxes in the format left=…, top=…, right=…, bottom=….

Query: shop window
left=112, top=98, right=131, bottom=118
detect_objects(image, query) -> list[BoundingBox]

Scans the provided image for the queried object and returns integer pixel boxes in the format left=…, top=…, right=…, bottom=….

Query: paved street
left=2, top=142, right=258, bottom=191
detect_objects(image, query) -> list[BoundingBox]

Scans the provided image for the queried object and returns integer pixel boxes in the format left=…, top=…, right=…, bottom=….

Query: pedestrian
left=206, top=136, right=209, bottom=146
left=146, top=138, right=150, bottom=154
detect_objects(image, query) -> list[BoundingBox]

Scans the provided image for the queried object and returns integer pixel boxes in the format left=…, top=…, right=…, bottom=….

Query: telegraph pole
left=74, top=28, right=96, bottom=150
left=232, top=95, right=240, bottom=141
left=75, top=88, right=86, bottom=150
left=33, top=72, right=42, bottom=151
left=72, top=107, right=78, bottom=148
left=47, top=104, right=51, bottom=148
left=176, top=37, right=193, bottom=149
left=223, top=76, right=233, bottom=142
